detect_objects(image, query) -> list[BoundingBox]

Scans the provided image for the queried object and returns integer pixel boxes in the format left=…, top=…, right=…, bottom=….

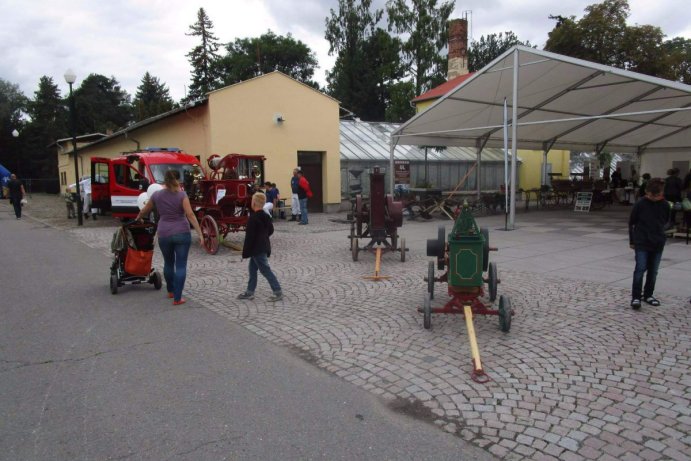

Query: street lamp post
left=64, top=69, right=83, bottom=225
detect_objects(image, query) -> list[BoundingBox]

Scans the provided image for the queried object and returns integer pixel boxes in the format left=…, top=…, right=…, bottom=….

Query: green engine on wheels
left=448, top=206, right=485, bottom=287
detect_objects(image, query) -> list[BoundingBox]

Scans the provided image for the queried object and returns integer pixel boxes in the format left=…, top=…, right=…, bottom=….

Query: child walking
left=237, top=192, right=283, bottom=302
left=629, top=178, right=669, bottom=309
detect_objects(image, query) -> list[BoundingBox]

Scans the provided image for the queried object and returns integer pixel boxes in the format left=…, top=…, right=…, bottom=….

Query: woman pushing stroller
left=136, top=170, right=204, bottom=305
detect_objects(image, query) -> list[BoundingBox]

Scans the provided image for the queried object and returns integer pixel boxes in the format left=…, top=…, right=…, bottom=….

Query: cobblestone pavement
left=8, top=195, right=691, bottom=461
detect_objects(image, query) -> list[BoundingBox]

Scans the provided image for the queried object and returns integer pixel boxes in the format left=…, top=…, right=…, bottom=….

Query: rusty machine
left=423, top=202, right=514, bottom=381
left=349, top=166, right=406, bottom=268
left=185, top=153, right=265, bottom=254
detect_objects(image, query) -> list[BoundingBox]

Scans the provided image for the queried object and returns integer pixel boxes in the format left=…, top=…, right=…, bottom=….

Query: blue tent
left=0, top=163, right=11, bottom=198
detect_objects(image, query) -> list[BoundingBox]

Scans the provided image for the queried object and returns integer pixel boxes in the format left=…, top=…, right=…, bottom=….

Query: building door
left=298, top=151, right=323, bottom=213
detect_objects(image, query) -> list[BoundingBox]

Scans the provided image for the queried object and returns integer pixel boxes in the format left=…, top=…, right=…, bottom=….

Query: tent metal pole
left=389, top=140, right=395, bottom=195
left=509, top=48, right=519, bottom=230
left=476, top=142, right=481, bottom=201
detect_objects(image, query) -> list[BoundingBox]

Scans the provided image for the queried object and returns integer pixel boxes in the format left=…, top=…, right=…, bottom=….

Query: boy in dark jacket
left=237, top=192, right=283, bottom=302
left=629, top=178, right=669, bottom=309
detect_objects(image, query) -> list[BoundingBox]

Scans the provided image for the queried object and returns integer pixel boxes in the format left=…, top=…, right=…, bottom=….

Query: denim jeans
left=299, top=198, right=308, bottom=224
left=246, top=253, right=281, bottom=295
left=158, top=232, right=192, bottom=302
left=632, top=248, right=663, bottom=300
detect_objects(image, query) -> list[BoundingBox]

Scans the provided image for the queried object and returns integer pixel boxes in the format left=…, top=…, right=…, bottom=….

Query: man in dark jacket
left=629, top=178, right=669, bottom=309
left=237, top=192, right=283, bottom=302
left=7, top=174, right=25, bottom=219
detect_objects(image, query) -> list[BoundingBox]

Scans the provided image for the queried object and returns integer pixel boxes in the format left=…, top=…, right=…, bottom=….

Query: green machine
left=423, top=202, right=511, bottom=332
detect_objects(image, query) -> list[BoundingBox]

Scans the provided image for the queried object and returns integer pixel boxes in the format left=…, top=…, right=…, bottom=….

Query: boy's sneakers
left=268, top=292, right=283, bottom=302
left=630, top=298, right=641, bottom=310
left=237, top=292, right=254, bottom=300
left=644, top=296, right=660, bottom=306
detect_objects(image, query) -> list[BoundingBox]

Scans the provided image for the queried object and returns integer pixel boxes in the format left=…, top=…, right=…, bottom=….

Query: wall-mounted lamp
left=273, top=113, right=285, bottom=125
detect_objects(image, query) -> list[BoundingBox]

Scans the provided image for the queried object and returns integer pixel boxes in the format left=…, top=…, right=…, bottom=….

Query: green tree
left=24, top=76, right=67, bottom=185
left=216, top=30, right=319, bottom=87
left=384, top=80, right=415, bottom=122
left=0, top=79, right=28, bottom=175
left=468, top=32, right=533, bottom=72
left=185, top=7, right=222, bottom=100
left=545, top=0, right=688, bottom=81
left=133, top=72, right=176, bottom=121
left=325, top=0, right=386, bottom=118
left=72, top=74, right=133, bottom=134
left=386, top=0, right=455, bottom=96
left=664, top=37, right=691, bottom=84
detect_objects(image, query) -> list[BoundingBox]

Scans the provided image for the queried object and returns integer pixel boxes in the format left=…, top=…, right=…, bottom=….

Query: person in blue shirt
left=264, top=182, right=279, bottom=218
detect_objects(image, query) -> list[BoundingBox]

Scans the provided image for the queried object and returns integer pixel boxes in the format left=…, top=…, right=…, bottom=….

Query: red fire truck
left=91, top=147, right=205, bottom=219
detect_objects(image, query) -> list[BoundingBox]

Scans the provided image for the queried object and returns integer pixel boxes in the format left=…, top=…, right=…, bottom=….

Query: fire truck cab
left=91, top=147, right=205, bottom=219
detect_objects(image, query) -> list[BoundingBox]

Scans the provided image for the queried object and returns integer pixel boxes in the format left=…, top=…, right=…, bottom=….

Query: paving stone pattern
left=12, top=196, right=691, bottom=461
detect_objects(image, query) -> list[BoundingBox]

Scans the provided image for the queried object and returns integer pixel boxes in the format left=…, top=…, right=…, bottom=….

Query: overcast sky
left=1, top=0, right=689, bottom=102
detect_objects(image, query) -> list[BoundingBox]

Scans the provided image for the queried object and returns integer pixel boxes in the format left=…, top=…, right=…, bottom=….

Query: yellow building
left=56, top=72, right=342, bottom=212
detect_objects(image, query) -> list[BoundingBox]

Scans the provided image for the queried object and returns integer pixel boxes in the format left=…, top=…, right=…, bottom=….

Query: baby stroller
left=110, top=220, right=162, bottom=294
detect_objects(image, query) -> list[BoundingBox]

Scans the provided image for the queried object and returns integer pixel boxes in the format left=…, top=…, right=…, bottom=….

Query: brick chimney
left=447, top=18, right=468, bottom=80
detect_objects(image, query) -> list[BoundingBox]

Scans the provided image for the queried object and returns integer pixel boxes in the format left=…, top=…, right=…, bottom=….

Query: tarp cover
left=392, top=46, right=691, bottom=154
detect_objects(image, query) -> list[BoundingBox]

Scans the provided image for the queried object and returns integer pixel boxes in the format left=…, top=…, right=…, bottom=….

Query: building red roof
left=412, top=72, right=474, bottom=103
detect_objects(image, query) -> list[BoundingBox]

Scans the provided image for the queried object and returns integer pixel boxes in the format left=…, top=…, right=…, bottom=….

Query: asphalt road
left=0, top=213, right=496, bottom=461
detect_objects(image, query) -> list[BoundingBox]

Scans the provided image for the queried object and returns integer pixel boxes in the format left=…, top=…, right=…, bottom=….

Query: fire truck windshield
left=150, top=164, right=201, bottom=184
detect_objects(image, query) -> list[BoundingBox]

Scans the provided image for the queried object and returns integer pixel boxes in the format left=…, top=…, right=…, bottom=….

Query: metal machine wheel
left=201, top=215, right=220, bottom=255
left=390, top=229, right=398, bottom=251
left=152, top=271, right=163, bottom=290
left=351, top=238, right=359, bottom=262
left=110, top=272, right=118, bottom=295
left=400, top=238, right=406, bottom=262
left=487, top=262, right=498, bottom=303
left=423, top=293, right=432, bottom=329
left=498, top=295, right=512, bottom=332
left=481, top=227, right=489, bottom=271
left=427, top=260, right=435, bottom=300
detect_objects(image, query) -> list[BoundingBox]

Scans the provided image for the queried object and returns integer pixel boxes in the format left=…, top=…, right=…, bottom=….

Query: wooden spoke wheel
left=201, top=215, right=220, bottom=255
left=355, top=195, right=364, bottom=237
left=399, top=237, right=406, bottom=262
left=351, top=238, right=359, bottom=262
left=499, top=295, right=512, bottom=332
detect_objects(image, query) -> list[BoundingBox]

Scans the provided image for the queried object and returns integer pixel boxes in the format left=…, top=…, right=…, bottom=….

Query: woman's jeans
left=158, top=232, right=192, bottom=301
left=632, top=248, right=663, bottom=300
left=246, top=253, right=281, bottom=295
left=299, top=198, right=308, bottom=224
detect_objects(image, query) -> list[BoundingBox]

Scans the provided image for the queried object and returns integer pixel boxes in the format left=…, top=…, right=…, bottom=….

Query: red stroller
left=110, top=220, right=162, bottom=294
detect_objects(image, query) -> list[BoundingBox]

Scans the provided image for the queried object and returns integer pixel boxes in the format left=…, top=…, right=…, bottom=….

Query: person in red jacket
left=297, top=170, right=312, bottom=225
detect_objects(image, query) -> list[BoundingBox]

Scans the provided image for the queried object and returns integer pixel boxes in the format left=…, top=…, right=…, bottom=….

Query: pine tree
left=185, top=7, right=221, bottom=101
left=133, top=72, right=175, bottom=121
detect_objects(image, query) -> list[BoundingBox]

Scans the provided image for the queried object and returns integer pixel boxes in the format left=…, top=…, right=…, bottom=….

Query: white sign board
left=574, top=192, right=593, bottom=212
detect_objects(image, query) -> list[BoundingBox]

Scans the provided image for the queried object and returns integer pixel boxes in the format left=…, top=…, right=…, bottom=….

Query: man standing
left=290, top=168, right=301, bottom=222
left=297, top=170, right=312, bottom=225
left=7, top=174, right=25, bottom=219
left=629, top=178, right=669, bottom=309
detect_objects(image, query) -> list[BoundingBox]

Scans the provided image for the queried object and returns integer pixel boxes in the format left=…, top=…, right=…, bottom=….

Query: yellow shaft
left=463, top=305, right=483, bottom=372
left=374, top=248, right=381, bottom=276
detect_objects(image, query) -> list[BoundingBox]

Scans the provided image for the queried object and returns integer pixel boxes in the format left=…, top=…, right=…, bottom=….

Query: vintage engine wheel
left=498, top=295, right=512, bottom=332
left=355, top=195, right=364, bottom=237
left=201, top=215, right=220, bottom=255
left=481, top=227, right=490, bottom=271
left=390, top=229, right=398, bottom=251
left=487, top=262, right=498, bottom=302
left=399, top=238, right=406, bottom=262
left=351, top=238, right=359, bottom=262
left=427, top=260, right=435, bottom=300
left=423, top=293, right=432, bottom=329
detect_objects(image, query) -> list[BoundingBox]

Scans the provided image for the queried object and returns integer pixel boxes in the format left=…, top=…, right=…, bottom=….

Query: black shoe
left=290, top=216, right=296, bottom=221
left=644, top=297, right=660, bottom=306
left=630, top=299, right=641, bottom=310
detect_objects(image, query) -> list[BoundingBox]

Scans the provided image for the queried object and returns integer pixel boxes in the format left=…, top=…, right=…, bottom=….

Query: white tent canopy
left=391, top=45, right=691, bottom=228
